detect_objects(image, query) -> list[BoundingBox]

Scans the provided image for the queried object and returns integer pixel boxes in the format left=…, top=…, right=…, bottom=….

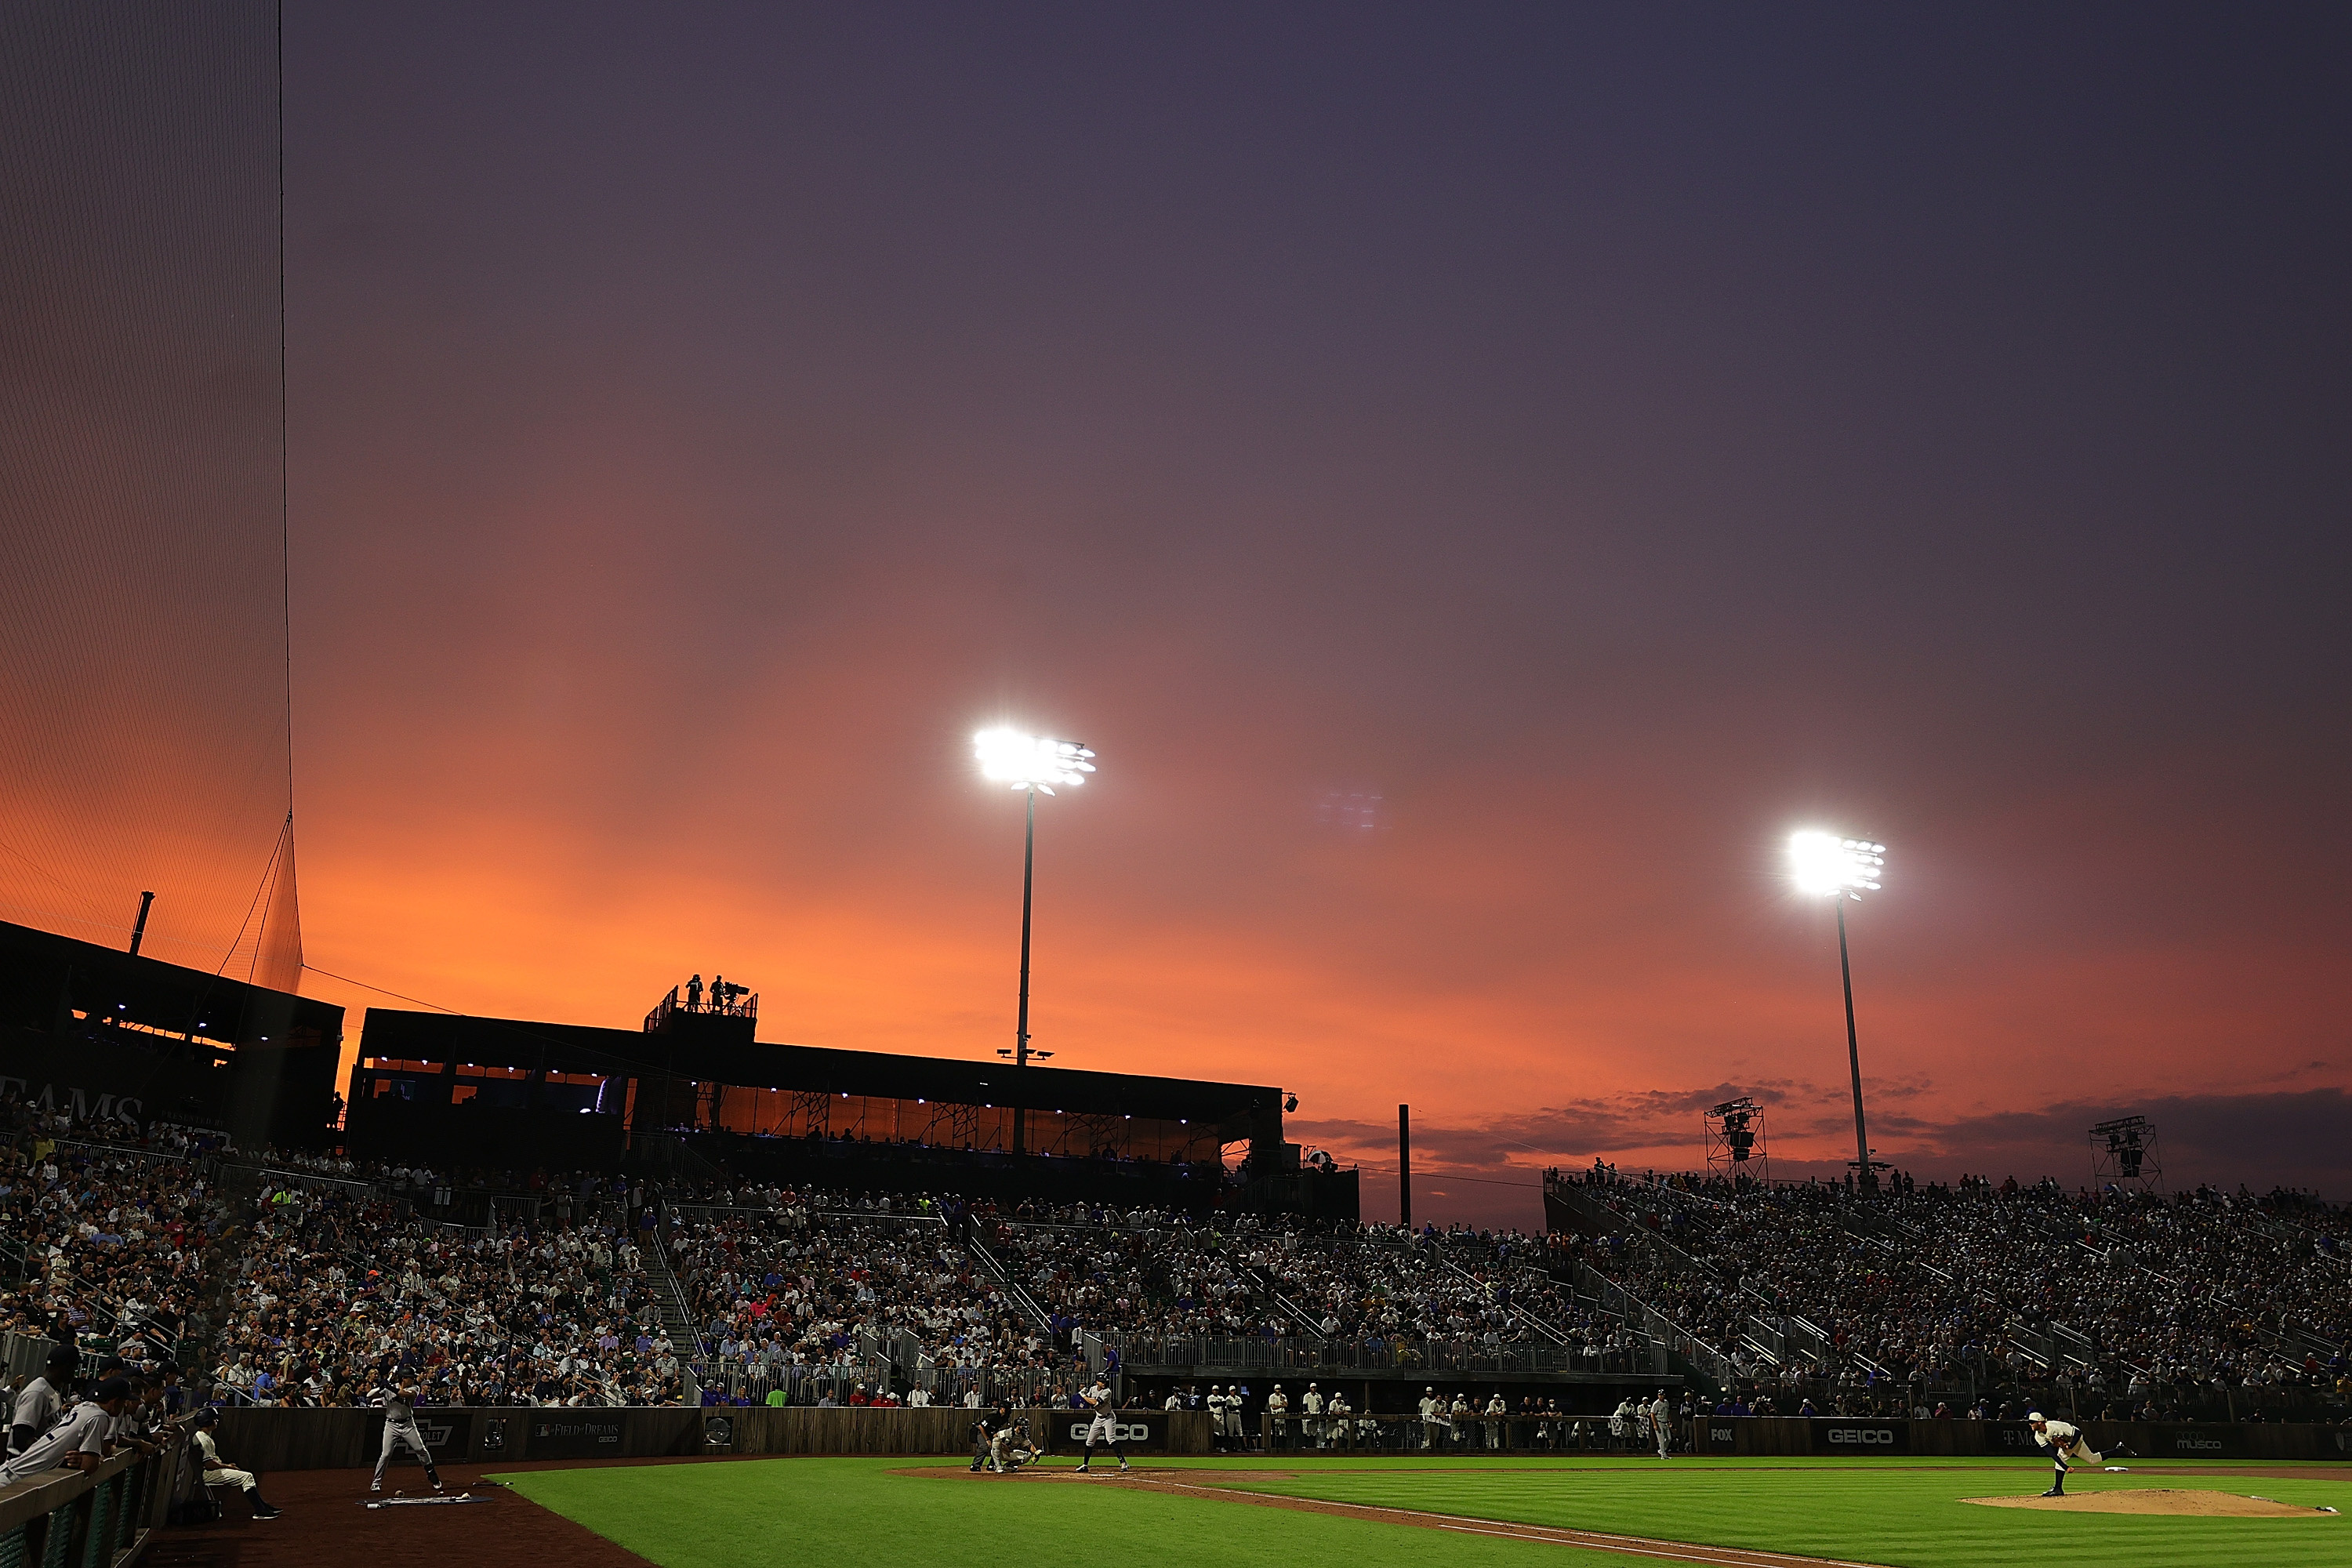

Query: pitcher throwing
left=2027, top=1411, right=2131, bottom=1496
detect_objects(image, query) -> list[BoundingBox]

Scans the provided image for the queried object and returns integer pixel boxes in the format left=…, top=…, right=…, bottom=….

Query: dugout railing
left=0, top=1440, right=176, bottom=1568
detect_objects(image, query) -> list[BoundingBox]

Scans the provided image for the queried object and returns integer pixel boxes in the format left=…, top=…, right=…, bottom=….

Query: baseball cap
left=2026, top=1411, right=2045, bottom=1421
left=93, top=1377, right=131, bottom=1402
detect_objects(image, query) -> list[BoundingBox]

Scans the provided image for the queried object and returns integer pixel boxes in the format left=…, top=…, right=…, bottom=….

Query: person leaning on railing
left=0, top=1376, right=134, bottom=1486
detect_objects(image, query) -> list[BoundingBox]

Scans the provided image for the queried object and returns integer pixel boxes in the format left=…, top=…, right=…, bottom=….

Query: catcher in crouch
left=2027, top=1411, right=2132, bottom=1496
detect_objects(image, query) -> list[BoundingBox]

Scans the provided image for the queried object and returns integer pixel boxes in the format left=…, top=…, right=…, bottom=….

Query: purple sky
left=234, top=2, right=2352, bottom=1225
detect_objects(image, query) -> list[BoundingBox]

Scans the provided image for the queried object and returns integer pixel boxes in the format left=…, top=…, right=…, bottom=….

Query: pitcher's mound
left=1965, top=1490, right=2335, bottom=1517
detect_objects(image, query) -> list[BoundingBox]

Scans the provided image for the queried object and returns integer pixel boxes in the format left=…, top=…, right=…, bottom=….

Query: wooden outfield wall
left=213, top=1406, right=1217, bottom=1472
left=1697, top=1414, right=2352, bottom=1462
left=208, top=1405, right=2352, bottom=1472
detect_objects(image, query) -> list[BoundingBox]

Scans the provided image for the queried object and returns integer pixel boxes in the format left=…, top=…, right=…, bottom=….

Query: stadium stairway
left=1561, top=1258, right=1724, bottom=1388
left=1432, top=1248, right=1572, bottom=1347
left=1241, top=1265, right=1330, bottom=1339
left=966, top=1232, right=1051, bottom=1327
left=1555, top=1180, right=1797, bottom=1374
left=644, top=1233, right=705, bottom=1403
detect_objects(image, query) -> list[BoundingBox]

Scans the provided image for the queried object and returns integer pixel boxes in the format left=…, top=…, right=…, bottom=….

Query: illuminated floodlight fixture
left=1790, top=830, right=1885, bottom=900
left=975, top=727, right=1095, bottom=794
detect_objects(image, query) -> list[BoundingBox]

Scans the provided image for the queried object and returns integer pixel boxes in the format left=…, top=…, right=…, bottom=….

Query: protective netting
left=0, top=1, right=298, bottom=989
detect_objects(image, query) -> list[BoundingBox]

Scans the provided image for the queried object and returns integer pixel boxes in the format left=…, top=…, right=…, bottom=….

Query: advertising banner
left=377, top=1410, right=471, bottom=1461
left=527, top=1414, right=626, bottom=1459
left=2144, top=1423, right=2236, bottom=1459
left=1809, top=1418, right=1909, bottom=1454
left=1036, top=1408, right=1174, bottom=1454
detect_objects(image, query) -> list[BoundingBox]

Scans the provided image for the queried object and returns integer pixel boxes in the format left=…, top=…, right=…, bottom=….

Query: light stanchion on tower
left=1704, top=1096, right=1769, bottom=1187
left=974, top=727, right=1096, bottom=1156
left=1790, top=829, right=1886, bottom=1194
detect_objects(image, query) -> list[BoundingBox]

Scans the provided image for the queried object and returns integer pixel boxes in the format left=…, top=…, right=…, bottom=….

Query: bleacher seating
left=2, top=1089, right=2346, bottom=1425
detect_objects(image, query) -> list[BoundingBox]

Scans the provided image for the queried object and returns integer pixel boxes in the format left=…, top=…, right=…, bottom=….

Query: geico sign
left=1825, top=1428, right=1897, bottom=1445
left=1069, top=1421, right=1153, bottom=1443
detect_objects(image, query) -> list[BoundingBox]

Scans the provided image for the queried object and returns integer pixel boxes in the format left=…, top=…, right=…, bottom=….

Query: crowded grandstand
left=5, top=1090, right=2345, bottom=1439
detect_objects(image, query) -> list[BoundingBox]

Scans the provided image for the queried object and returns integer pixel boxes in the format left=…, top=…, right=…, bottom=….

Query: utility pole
left=1399, top=1103, right=1412, bottom=1229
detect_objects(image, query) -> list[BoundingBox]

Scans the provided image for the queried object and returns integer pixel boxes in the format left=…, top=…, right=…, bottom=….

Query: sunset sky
left=227, top=4, right=2352, bottom=1223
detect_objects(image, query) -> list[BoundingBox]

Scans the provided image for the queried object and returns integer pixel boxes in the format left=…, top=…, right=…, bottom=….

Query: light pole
left=1790, top=830, right=1886, bottom=1194
left=974, top=727, right=1095, bottom=1155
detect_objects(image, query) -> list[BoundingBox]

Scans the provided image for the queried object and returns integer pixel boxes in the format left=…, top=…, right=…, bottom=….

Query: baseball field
left=488, top=1454, right=2351, bottom=1568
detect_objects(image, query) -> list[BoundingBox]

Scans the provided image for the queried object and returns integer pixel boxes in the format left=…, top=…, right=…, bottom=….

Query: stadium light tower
left=974, top=727, right=1095, bottom=1156
left=1791, top=830, right=1886, bottom=1195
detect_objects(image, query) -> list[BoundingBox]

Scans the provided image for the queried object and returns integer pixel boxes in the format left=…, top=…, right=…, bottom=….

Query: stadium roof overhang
left=358, top=1006, right=1280, bottom=1131
left=0, top=917, right=343, bottom=1051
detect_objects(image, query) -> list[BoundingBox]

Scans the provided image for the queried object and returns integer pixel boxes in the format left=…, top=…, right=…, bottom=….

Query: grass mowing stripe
left=497, top=1457, right=1646, bottom=1568
left=1235, top=1465, right=2352, bottom=1568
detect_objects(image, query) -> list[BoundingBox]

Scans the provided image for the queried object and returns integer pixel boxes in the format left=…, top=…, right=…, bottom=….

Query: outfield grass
left=498, top=1457, right=1606, bottom=1568
left=498, top=1454, right=2352, bottom=1568
left=1214, top=1455, right=2352, bottom=1568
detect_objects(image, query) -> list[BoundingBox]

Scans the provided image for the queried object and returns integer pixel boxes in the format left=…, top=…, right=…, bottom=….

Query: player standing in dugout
left=2028, top=1411, right=2133, bottom=1496
left=4, top=1348, right=76, bottom=1458
left=0, top=1377, right=136, bottom=1489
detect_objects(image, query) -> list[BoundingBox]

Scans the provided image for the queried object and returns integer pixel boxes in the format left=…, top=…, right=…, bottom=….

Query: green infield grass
left=497, top=1454, right=2351, bottom=1568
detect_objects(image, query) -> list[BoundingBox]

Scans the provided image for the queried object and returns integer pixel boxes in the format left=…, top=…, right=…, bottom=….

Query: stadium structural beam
left=1837, top=896, right=1869, bottom=1194
left=1399, top=1103, right=1411, bottom=1229
left=1014, top=784, right=1034, bottom=1154
left=1791, top=832, right=1885, bottom=1195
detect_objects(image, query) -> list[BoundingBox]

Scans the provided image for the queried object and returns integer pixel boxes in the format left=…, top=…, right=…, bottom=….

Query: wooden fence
left=1697, top=1414, right=2352, bottom=1462
left=212, top=1406, right=1216, bottom=1471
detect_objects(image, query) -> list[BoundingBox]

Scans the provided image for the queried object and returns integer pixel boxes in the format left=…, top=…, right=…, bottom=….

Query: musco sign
left=1810, top=1420, right=1908, bottom=1454
left=2150, top=1424, right=2234, bottom=1458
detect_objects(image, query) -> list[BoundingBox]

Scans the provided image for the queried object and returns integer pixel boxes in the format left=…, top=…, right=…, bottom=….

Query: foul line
left=1114, top=1474, right=1893, bottom=1568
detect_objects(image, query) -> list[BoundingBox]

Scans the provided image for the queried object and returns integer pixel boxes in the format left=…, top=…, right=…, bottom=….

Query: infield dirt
left=1964, top=1489, right=2339, bottom=1517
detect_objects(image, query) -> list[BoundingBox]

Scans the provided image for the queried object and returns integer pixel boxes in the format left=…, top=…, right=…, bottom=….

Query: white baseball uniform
left=0, top=1400, right=106, bottom=1485
left=372, top=1393, right=438, bottom=1486
left=194, top=1428, right=257, bottom=1490
left=2034, top=1417, right=2101, bottom=1466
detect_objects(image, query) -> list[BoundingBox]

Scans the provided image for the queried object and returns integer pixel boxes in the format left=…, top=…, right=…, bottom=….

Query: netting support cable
left=276, top=0, right=294, bottom=815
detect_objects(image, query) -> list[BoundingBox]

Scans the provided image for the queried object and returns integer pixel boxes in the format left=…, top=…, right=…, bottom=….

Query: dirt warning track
left=909, top=1466, right=1896, bottom=1567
